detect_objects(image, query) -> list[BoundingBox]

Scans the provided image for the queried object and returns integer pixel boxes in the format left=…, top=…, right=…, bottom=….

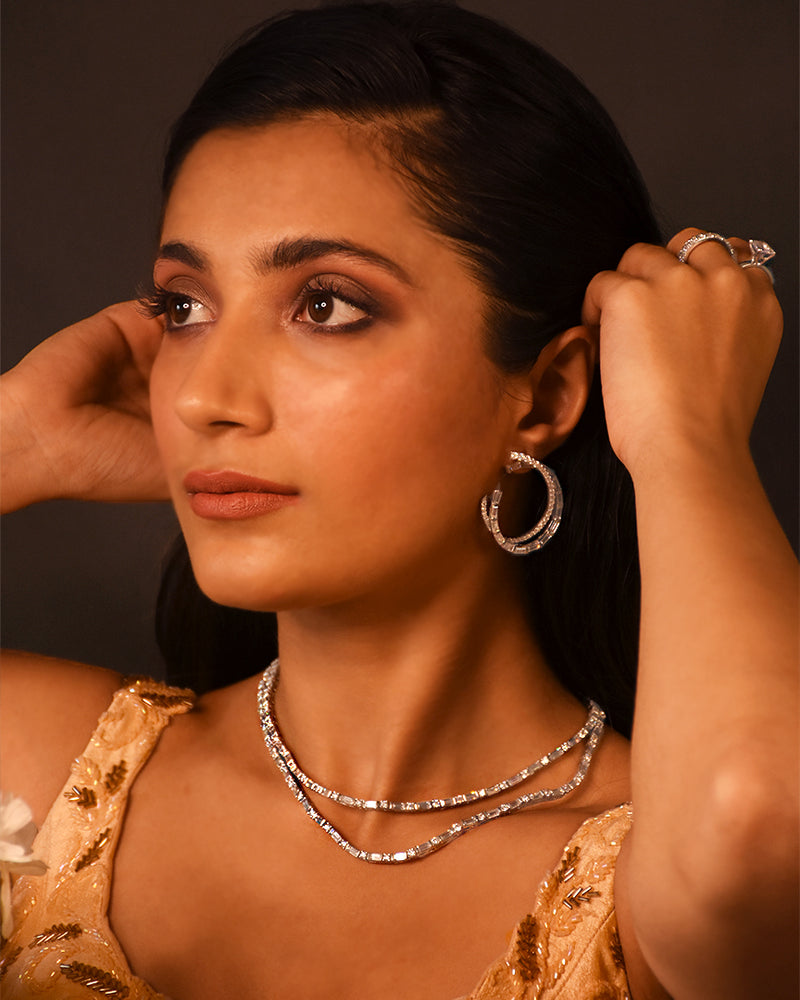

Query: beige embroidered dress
left=0, top=679, right=632, bottom=999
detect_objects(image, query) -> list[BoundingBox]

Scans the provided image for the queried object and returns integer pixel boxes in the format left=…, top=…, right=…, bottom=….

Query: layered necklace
left=257, top=658, right=606, bottom=864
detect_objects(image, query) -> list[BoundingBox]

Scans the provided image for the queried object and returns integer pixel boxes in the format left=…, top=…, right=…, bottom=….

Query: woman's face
left=149, top=118, right=523, bottom=612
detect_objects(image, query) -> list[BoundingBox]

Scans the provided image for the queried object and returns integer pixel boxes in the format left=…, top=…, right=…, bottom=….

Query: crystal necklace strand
left=256, top=659, right=606, bottom=864
left=259, top=659, right=605, bottom=811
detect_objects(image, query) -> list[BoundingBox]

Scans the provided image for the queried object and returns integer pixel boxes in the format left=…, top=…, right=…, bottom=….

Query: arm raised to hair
left=583, top=230, right=798, bottom=1000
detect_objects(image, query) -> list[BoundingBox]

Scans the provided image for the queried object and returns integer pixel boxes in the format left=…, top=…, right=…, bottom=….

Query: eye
left=294, top=279, right=374, bottom=331
left=163, top=293, right=211, bottom=330
left=139, top=284, right=213, bottom=331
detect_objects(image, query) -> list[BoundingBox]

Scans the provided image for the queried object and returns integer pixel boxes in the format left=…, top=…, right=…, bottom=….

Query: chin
left=182, top=530, right=303, bottom=611
left=191, top=566, right=301, bottom=613
left=189, top=548, right=353, bottom=613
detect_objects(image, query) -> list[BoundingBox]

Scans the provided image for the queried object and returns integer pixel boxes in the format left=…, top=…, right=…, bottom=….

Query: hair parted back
left=156, top=1, right=661, bottom=737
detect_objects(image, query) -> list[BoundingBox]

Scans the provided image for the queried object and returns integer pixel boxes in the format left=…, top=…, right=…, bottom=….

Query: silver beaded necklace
left=257, top=658, right=606, bottom=864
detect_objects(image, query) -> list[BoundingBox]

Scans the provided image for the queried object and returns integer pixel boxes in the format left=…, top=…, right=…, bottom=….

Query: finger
left=666, top=227, right=705, bottom=257
left=742, top=264, right=776, bottom=287
left=668, top=227, right=739, bottom=273
left=725, top=237, right=751, bottom=260
left=104, top=302, right=165, bottom=375
left=616, top=241, right=682, bottom=280
left=581, top=269, right=629, bottom=329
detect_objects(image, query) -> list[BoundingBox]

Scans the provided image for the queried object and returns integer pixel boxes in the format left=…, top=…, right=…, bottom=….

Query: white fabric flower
left=0, top=792, right=47, bottom=939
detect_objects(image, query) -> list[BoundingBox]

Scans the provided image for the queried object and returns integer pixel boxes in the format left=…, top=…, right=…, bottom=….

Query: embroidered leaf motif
left=75, top=829, right=111, bottom=872
left=555, top=845, right=580, bottom=884
left=63, top=786, right=97, bottom=808
left=139, top=691, right=194, bottom=710
left=513, top=914, right=539, bottom=982
left=104, top=761, right=128, bottom=794
left=30, top=923, right=83, bottom=947
left=609, top=928, right=626, bottom=970
left=60, top=961, right=130, bottom=997
left=562, top=885, right=600, bottom=910
left=0, top=946, right=22, bottom=979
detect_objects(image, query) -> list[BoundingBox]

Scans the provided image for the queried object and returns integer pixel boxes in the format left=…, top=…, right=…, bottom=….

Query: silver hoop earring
left=480, top=451, right=563, bottom=555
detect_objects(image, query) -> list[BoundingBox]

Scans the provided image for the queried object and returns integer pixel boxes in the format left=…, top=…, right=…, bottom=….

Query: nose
left=172, top=316, right=274, bottom=435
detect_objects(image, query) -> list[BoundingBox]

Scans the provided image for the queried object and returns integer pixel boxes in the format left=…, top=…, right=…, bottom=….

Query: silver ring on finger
left=739, top=239, right=776, bottom=284
left=676, top=232, right=738, bottom=264
left=739, top=239, right=776, bottom=269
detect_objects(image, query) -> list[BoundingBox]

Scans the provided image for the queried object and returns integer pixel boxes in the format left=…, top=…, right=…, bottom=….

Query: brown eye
left=167, top=294, right=195, bottom=326
left=308, top=292, right=334, bottom=323
left=293, top=278, right=373, bottom=331
left=296, top=285, right=371, bottom=330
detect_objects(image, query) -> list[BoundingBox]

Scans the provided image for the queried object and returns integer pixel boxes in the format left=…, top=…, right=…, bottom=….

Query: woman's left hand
left=582, top=227, right=783, bottom=478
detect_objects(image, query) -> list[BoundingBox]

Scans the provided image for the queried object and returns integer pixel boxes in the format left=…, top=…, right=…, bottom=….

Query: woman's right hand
left=1, top=301, right=167, bottom=512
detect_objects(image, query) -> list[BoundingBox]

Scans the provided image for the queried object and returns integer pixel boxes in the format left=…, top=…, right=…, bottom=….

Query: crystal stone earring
left=480, top=451, right=563, bottom=555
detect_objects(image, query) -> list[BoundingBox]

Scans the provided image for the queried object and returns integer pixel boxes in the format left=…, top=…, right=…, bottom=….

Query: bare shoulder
left=1, top=649, right=123, bottom=825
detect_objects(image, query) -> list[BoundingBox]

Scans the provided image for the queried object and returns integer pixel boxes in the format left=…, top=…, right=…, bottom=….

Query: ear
left=504, top=325, right=597, bottom=458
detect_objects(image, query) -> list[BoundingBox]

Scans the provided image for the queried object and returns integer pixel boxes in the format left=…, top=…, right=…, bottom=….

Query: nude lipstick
left=183, top=470, right=299, bottom=520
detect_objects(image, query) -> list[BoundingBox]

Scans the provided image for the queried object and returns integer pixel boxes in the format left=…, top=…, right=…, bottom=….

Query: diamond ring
left=676, top=232, right=738, bottom=264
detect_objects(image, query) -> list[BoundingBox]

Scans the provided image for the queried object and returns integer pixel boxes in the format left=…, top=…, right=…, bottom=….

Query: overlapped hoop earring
left=480, top=451, right=563, bottom=555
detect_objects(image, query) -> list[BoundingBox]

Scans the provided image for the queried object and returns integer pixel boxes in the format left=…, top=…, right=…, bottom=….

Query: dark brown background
left=3, top=0, right=797, bottom=677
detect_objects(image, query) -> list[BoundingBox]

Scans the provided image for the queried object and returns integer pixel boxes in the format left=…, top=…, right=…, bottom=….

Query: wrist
left=0, top=377, right=63, bottom=512
left=623, top=427, right=756, bottom=492
left=1, top=449, right=53, bottom=513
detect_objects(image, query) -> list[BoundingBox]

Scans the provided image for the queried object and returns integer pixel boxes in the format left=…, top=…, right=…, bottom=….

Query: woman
left=1, top=4, right=797, bottom=998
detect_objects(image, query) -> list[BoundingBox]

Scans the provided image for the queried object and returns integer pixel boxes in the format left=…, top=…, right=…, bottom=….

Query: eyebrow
left=156, top=237, right=413, bottom=285
left=157, top=241, right=207, bottom=270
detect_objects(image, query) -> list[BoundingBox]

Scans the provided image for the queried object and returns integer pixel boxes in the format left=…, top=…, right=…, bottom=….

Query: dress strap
left=468, top=803, right=633, bottom=999
left=0, top=678, right=194, bottom=997
left=37, top=677, right=195, bottom=918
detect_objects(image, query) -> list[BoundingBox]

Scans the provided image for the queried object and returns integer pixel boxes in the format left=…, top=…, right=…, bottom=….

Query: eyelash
left=137, top=277, right=377, bottom=333
left=138, top=284, right=182, bottom=321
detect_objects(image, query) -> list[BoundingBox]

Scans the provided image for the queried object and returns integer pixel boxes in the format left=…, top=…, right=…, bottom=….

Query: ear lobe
left=512, top=325, right=597, bottom=456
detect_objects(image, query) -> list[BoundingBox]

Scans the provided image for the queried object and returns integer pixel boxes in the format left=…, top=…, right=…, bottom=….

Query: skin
left=1, top=117, right=797, bottom=1000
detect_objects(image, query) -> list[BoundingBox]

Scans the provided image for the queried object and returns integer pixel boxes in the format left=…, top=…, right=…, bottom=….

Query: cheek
left=148, top=354, right=169, bottom=443
left=287, top=345, right=505, bottom=521
left=148, top=349, right=184, bottom=475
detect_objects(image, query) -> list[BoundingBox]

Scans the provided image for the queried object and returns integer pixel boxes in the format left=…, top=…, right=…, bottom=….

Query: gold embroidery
left=555, top=845, right=580, bottom=884
left=60, top=961, right=130, bottom=997
left=75, top=828, right=111, bottom=871
left=30, top=923, right=83, bottom=947
left=138, top=691, right=194, bottom=710
left=64, top=786, right=97, bottom=808
left=0, top=946, right=22, bottom=979
left=609, top=928, right=626, bottom=970
left=104, top=761, right=128, bottom=794
left=562, top=885, right=600, bottom=910
left=512, top=914, right=539, bottom=982
left=121, top=675, right=149, bottom=686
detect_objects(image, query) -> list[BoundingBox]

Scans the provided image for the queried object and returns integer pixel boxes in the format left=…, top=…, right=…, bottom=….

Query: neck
left=271, top=558, right=581, bottom=805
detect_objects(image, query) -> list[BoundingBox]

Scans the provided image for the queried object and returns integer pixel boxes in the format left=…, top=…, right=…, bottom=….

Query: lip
left=184, top=470, right=297, bottom=495
left=183, top=470, right=299, bottom=520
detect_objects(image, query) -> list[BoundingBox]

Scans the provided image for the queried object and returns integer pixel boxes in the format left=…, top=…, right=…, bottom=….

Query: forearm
left=627, top=439, right=798, bottom=988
